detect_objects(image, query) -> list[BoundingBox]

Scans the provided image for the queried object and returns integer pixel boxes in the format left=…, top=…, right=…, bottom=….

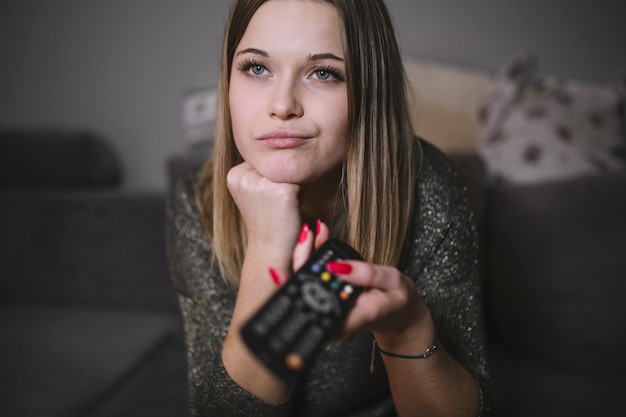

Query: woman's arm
left=220, top=162, right=304, bottom=403
left=328, top=259, right=481, bottom=417
left=165, top=169, right=295, bottom=416
left=327, top=148, right=494, bottom=416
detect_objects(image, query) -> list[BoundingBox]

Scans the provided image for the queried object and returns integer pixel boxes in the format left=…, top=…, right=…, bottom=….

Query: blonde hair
left=196, top=0, right=420, bottom=288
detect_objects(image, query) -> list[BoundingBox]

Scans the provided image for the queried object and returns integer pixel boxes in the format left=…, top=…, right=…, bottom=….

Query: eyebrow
left=307, top=53, right=344, bottom=62
left=235, top=48, right=268, bottom=57
left=235, top=48, right=344, bottom=62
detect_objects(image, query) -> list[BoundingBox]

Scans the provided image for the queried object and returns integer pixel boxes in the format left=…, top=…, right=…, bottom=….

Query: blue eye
left=250, top=64, right=265, bottom=76
left=312, top=66, right=345, bottom=82
left=315, top=69, right=332, bottom=80
left=237, top=59, right=268, bottom=77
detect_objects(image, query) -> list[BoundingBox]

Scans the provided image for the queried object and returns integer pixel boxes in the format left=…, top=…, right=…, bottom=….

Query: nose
left=269, top=77, right=303, bottom=119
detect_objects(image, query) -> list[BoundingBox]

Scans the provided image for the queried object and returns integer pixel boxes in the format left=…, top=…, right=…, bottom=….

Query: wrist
left=374, top=305, right=436, bottom=354
left=243, top=240, right=293, bottom=273
left=375, top=335, right=438, bottom=359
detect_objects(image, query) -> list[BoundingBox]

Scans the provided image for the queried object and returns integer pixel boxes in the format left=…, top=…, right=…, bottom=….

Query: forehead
left=237, top=0, right=345, bottom=55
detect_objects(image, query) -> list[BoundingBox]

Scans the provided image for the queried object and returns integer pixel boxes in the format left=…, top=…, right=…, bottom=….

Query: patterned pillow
left=477, top=53, right=626, bottom=184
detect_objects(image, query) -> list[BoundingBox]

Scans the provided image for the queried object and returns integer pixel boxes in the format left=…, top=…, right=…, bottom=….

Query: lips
left=257, top=130, right=312, bottom=149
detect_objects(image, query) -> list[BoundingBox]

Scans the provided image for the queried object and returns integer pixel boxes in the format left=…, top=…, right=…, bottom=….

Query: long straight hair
left=196, top=0, right=420, bottom=288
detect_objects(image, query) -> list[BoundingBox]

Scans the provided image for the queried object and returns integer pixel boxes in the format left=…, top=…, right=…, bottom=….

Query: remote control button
left=253, top=321, right=268, bottom=335
left=285, top=353, right=304, bottom=371
left=321, top=272, right=332, bottom=282
left=301, top=281, right=337, bottom=314
left=320, top=317, right=334, bottom=329
left=285, top=283, right=298, bottom=295
left=311, top=263, right=322, bottom=273
left=291, top=325, right=325, bottom=360
left=256, top=294, right=291, bottom=333
left=277, top=310, right=312, bottom=343
left=269, top=337, right=286, bottom=354
left=339, top=284, right=354, bottom=301
left=298, top=271, right=317, bottom=282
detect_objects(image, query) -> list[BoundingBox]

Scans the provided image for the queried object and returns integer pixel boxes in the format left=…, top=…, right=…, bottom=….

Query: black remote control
left=241, top=238, right=364, bottom=383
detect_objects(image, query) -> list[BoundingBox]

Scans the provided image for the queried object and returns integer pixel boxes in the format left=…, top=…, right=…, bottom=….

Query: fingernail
left=316, top=218, right=321, bottom=235
left=269, top=267, right=282, bottom=286
left=326, top=261, right=352, bottom=274
left=298, top=223, right=309, bottom=244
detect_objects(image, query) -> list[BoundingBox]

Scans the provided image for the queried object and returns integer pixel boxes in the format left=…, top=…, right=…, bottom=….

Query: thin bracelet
left=374, top=337, right=438, bottom=359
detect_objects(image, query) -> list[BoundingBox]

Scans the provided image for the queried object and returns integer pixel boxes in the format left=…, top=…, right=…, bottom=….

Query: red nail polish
left=298, top=223, right=309, bottom=244
left=326, top=261, right=352, bottom=274
left=269, top=267, right=282, bottom=286
left=316, top=218, right=321, bottom=235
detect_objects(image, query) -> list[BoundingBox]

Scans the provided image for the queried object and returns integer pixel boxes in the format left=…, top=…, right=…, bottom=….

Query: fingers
left=326, top=261, right=421, bottom=337
left=270, top=219, right=331, bottom=285
left=272, top=238, right=425, bottom=338
left=326, top=261, right=405, bottom=291
left=314, top=218, right=330, bottom=250
left=225, top=162, right=255, bottom=196
left=292, top=223, right=314, bottom=271
left=268, top=267, right=289, bottom=287
left=227, top=163, right=301, bottom=211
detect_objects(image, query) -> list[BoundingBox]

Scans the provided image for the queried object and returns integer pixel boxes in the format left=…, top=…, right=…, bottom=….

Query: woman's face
left=229, top=0, right=348, bottom=185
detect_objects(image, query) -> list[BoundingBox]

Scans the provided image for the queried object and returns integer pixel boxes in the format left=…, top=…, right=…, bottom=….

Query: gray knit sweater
left=165, top=141, right=494, bottom=416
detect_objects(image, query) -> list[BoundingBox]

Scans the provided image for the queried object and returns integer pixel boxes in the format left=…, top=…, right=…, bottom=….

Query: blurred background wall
left=1, top=0, right=624, bottom=191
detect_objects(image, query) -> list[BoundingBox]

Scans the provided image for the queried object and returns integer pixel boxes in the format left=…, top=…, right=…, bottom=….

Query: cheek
left=322, top=97, right=349, bottom=146
left=228, top=83, right=243, bottom=130
left=229, top=83, right=253, bottom=148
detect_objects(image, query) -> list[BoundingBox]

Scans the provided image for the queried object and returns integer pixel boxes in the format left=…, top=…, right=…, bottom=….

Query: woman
left=166, top=0, right=494, bottom=415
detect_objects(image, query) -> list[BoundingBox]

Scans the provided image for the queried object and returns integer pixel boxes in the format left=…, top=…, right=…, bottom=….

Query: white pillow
left=477, top=53, right=626, bottom=184
left=404, top=59, right=491, bottom=152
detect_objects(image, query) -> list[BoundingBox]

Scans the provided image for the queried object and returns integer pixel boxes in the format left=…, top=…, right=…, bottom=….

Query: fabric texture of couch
left=478, top=168, right=626, bottom=416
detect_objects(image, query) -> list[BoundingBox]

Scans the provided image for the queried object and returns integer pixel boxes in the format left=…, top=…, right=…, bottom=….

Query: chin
left=262, top=171, right=306, bottom=184
left=249, top=159, right=300, bottom=183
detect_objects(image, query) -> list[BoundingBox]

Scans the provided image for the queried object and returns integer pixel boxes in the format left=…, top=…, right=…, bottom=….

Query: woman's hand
left=227, top=161, right=302, bottom=270
left=269, top=238, right=479, bottom=416
left=272, top=231, right=434, bottom=348
left=327, top=261, right=435, bottom=348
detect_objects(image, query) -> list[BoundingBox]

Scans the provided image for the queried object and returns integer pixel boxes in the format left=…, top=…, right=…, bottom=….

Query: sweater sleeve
left=165, top=170, right=294, bottom=417
left=403, top=142, right=495, bottom=416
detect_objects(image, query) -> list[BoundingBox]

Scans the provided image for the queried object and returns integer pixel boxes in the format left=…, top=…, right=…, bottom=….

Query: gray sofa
left=1, top=129, right=624, bottom=416
left=485, top=174, right=626, bottom=416
left=0, top=129, right=189, bottom=417
left=453, top=153, right=626, bottom=417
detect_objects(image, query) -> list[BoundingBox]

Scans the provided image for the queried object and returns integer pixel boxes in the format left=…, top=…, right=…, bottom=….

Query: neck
left=298, top=166, right=345, bottom=232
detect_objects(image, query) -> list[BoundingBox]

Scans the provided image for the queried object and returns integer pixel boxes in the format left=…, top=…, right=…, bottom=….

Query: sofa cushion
left=0, top=128, right=122, bottom=187
left=484, top=170, right=626, bottom=374
left=86, top=335, right=190, bottom=417
left=0, top=191, right=176, bottom=311
left=477, top=53, right=626, bottom=184
left=0, top=305, right=181, bottom=417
